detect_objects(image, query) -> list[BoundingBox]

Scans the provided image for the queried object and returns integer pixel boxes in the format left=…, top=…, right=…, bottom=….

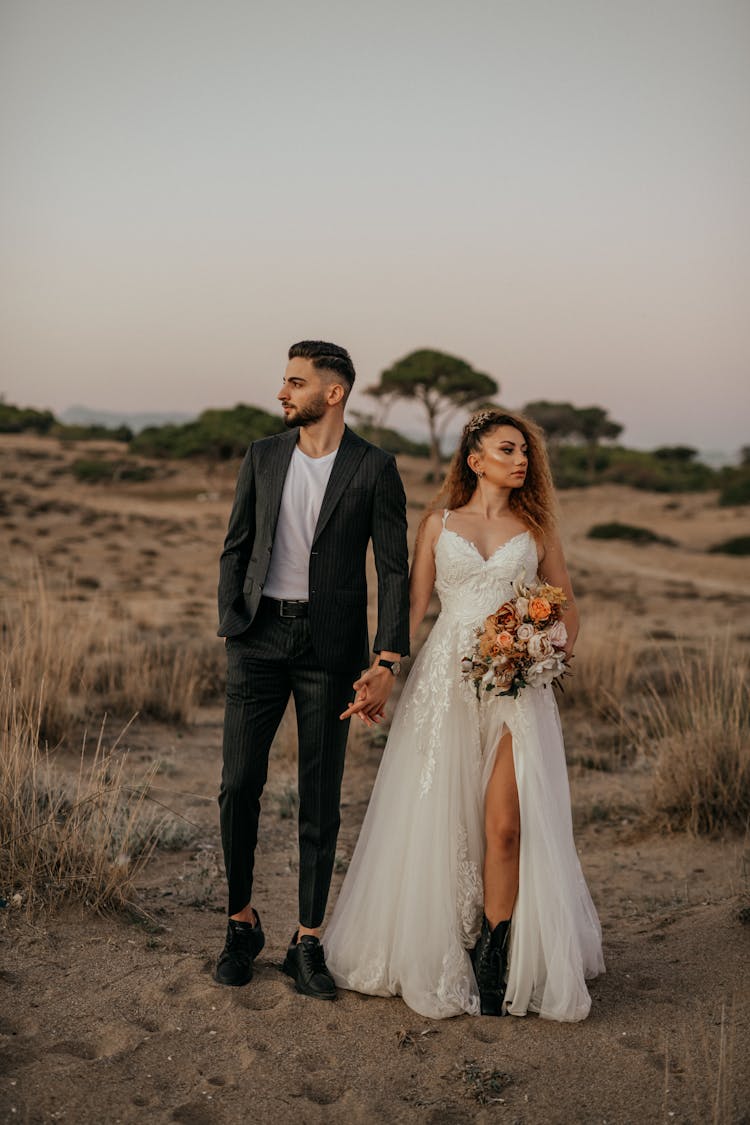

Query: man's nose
left=277, top=386, right=287, bottom=401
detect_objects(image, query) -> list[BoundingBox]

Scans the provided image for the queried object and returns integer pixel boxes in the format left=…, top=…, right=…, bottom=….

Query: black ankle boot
left=470, top=915, right=511, bottom=1016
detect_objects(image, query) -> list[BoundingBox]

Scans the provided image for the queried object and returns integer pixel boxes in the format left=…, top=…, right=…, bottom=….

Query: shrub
left=646, top=643, right=750, bottom=834
left=54, top=423, right=133, bottom=442
left=551, top=444, right=717, bottom=492
left=587, top=522, right=677, bottom=546
left=0, top=687, right=157, bottom=912
left=352, top=423, right=429, bottom=457
left=708, top=536, right=750, bottom=557
left=129, top=404, right=282, bottom=459
left=0, top=401, right=56, bottom=434
left=718, top=466, right=750, bottom=506
left=71, top=459, right=157, bottom=483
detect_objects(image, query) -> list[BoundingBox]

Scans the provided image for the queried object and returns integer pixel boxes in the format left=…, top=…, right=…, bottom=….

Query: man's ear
left=328, top=382, right=345, bottom=406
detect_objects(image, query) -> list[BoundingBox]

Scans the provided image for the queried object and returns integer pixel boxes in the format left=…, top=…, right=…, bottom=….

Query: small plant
left=274, top=785, right=299, bottom=820
left=452, top=1060, right=513, bottom=1105
left=587, top=521, right=676, bottom=546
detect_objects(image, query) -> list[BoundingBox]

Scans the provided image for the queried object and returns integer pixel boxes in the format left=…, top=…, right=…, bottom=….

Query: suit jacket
left=217, top=425, right=410, bottom=672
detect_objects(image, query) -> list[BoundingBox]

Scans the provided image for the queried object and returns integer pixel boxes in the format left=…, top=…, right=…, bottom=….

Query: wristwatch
left=377, top=659, right=401, bottom=676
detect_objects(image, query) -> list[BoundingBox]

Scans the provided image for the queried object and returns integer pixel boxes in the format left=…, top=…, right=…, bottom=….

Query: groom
left=215, top=340, right=410, bottom=999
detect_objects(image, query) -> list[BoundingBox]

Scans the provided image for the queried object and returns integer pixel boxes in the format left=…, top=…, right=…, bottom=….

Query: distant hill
left=61, top=405, right=197, bottom=434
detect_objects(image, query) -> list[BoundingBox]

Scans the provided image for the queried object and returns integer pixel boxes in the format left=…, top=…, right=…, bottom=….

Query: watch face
left=390, top=661, right=401, bottom=676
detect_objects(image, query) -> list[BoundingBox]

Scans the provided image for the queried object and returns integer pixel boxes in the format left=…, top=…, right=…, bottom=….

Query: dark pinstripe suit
left=217, top=425, right=410, bottom=925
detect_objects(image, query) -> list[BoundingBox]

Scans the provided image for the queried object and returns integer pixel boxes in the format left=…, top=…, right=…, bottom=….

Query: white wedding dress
left=325, top=511, right=605, bottom=1021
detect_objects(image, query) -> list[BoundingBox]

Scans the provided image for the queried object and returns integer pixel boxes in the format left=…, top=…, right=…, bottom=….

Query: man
left=215, top=340, right=410, bottom=1000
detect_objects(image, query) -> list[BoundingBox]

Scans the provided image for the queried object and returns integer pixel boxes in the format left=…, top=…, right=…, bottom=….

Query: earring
left=476, top=469, right=484, bottom=478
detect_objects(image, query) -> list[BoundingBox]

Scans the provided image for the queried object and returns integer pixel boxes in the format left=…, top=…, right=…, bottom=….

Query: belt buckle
left=279, top=599, right=300, bottom=618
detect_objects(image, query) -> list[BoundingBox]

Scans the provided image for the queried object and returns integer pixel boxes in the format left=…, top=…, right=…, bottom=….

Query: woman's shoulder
left=416, top=508, right=446, bottom=546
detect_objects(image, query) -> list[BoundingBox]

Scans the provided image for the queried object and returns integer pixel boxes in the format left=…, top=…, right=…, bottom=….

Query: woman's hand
left=340, top=664, right=395, bottom=726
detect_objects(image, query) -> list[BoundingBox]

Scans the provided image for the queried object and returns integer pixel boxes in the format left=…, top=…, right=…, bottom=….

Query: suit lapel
left=312, top=426, right=367, bottom=545
left=263, top=428, right=298, bottom=539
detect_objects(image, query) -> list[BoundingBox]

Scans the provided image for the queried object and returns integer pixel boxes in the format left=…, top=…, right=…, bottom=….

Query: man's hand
left=339, top=664, right=396, bottom=726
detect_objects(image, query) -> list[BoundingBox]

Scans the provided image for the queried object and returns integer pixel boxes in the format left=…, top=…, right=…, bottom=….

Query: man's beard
left=283, top=391, right=329, bottom=428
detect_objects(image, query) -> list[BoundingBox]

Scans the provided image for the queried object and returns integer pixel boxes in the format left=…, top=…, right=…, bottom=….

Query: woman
left=325, top=409, right=604, bottom=1021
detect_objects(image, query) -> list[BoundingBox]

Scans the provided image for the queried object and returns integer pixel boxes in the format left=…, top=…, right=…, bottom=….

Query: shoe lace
left=224, top=924, right=252, bottom=959
left=299, top=940, right=326, bottom=974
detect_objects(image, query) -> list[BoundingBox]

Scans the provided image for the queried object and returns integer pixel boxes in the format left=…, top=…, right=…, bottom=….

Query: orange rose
left=528, top=596, right=552, bottom=623
left=490, top=603, right=516, bottom=630
left=497, top=631, right=514, bottom=651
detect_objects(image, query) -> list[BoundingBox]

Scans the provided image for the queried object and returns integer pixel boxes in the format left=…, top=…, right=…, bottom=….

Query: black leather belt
left=264, top=597, right=309, bottom=618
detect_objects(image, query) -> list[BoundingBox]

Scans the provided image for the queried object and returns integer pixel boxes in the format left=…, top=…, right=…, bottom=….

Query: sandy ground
left=1, top=434, right=749, bottom=1124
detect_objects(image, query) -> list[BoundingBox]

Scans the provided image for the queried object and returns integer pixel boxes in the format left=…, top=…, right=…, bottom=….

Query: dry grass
left=89, top=633, right=201, bottom=724
left=0, top=685, right=156, bottom=912
left=0, top=562, right=212, bottom=911
left=561, top=605, right=641, bottom=719
left=670, top=999, right=740, bottom=1125
left=1, top=562, right=218, bottom=739
left=646, top=642, right=750, bottom=834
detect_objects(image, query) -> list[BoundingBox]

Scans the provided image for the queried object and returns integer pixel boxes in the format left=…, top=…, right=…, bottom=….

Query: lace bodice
left=434, top=520, right=538, bottom=626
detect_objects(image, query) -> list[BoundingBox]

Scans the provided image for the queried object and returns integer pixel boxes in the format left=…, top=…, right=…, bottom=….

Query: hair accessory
left=466, top=410, right=498, bottom=435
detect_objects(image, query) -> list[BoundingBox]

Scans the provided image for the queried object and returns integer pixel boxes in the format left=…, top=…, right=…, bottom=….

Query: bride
left=326, top=409, right=604, bottom=1021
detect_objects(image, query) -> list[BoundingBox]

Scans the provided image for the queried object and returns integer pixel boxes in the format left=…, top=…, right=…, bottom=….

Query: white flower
left=515, top=597, right=530, bottom=620
left=547, top=620, right=568, bottom=648
left=516, top=622, right=534, bottom=643
left=525, top=652, right=566, bottom=688
left=528, top=633, right=553, bottom=660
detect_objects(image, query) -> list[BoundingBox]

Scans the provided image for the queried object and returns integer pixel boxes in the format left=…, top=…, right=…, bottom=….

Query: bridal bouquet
left=462, top=577, right=570, bottom=698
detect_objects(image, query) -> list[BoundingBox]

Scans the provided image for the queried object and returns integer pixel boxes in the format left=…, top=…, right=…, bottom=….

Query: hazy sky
left=1, top=0, right=748, bottom=452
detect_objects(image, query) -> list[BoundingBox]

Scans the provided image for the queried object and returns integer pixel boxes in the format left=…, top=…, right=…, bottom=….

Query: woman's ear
left=467, top=451, right=481, bottom=476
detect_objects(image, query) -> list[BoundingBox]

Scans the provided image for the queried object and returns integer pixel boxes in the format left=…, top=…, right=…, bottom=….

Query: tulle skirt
left=324, top=613, right=605, bottom=1021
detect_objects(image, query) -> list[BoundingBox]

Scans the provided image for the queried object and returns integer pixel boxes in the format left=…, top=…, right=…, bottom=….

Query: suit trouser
left=219, top=599, right=356, bottom=927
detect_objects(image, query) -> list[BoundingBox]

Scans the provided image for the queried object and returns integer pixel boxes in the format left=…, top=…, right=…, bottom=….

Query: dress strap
left=442, top=509, right=450, bottom=527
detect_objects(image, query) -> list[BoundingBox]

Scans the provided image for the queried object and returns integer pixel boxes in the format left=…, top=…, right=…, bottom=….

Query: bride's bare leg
left=483, top=729, right=520, bottom=926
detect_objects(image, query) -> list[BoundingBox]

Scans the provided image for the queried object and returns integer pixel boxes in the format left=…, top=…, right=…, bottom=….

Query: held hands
left=339, top=663, right=396, bottom=726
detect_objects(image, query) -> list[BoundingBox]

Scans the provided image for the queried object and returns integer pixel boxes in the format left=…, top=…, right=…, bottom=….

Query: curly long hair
left=433, top=408, right=557, bottom=537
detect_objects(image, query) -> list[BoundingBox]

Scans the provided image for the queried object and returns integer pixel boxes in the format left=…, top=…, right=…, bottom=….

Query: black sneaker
left=214, top=913, right=265, bottom=987
left=282, top=932, right=337, bottom=1000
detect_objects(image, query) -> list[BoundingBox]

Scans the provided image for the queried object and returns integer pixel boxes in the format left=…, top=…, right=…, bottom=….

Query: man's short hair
left=288, top=340, right=356, bottom=391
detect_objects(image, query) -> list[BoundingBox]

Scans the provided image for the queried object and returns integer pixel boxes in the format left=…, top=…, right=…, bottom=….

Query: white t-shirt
left=263, top=444, right=338, bottom=599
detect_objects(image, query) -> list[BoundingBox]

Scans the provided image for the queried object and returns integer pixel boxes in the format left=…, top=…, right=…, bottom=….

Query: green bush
left=708, top=536, right=750, bottom=557
left=587, top=521, right=677, bottom=546
left=353, top=423, right=429, bottom=457
left=718, top=466, right=750, bottom=506
left=129, top=404, right=281, bottom=459
left=550, top=444, right=717, bottom=492
left=54, top=423, right=133, bottom=443
left=0, top=402, right=56, bottom=434
left=71, top=459, right=156, bottom=483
